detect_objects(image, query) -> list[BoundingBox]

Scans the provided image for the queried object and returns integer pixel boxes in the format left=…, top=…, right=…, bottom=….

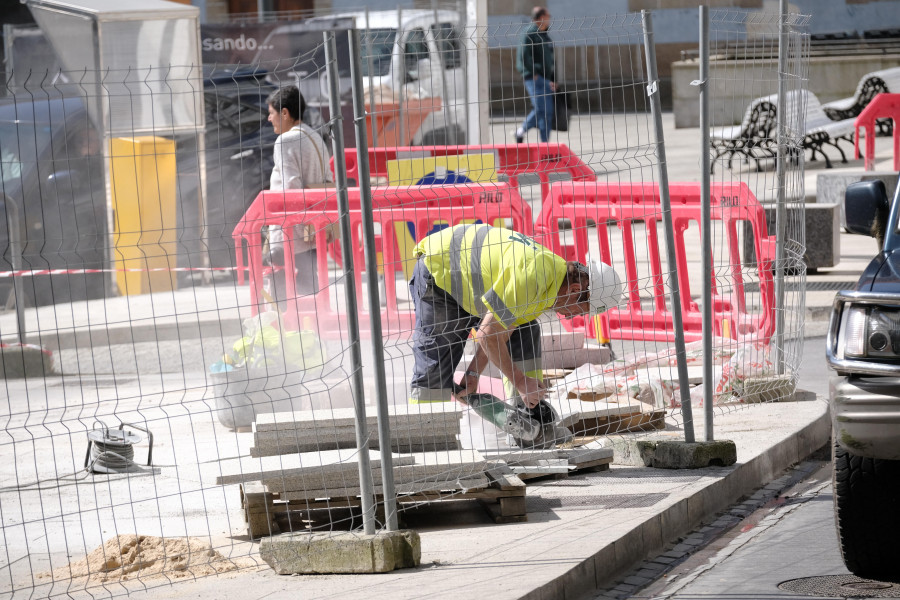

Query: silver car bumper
left=830, top=375, right=900, bottom=460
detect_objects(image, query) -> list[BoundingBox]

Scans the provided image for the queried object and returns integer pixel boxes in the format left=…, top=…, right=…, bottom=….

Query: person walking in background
left=515, top=6, right=556, bottom=143
left=265, top=85, right=333, bottom=295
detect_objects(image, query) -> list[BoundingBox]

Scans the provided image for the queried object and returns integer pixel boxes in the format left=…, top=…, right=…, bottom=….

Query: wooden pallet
left=239, top=463, right=527, bottom=538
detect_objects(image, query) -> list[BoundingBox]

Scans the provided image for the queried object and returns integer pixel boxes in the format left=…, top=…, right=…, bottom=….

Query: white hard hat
left=586, top=258, right=623, bottom=316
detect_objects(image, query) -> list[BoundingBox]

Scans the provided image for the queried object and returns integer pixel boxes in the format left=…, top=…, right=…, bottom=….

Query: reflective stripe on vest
left=447, top=224, right=516, bottom=327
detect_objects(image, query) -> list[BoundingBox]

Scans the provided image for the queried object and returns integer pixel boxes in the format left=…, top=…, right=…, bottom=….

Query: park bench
left=822, top=66, right=900, bottom=133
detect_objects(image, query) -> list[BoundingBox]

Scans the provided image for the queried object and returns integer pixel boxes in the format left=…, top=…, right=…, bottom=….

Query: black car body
left=825, top=175, right=900, bottom=583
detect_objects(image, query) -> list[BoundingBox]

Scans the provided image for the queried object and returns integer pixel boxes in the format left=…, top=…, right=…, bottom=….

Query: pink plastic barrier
left=233, top=185, right=525, bottom=335
left=333, top=143, right=596, bottom=217
left=855, top=92, right=900, bottom=171
left=535, top=181, right=776, bottom=343
left=234, top=182, right=529, bottom=284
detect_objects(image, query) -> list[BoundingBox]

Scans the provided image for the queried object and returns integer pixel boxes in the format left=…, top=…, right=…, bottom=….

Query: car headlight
left=840, top=305, right=900, bottom=359
left=828, top=292, right=900, bottom=375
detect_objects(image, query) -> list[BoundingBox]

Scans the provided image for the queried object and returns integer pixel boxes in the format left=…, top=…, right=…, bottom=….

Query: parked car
left=0, top=95, right=108, bottom=308
left=0, top=66, right=288, bottom=306
left=825, top=175, right=900, bottom=582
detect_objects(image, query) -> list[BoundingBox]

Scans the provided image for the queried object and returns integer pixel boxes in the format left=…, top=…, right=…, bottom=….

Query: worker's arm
left=463, top=312, right=547, bottom=408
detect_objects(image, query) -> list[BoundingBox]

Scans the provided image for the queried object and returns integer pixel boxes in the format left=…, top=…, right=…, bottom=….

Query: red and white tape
left=0, top=266, right=242, bottom=278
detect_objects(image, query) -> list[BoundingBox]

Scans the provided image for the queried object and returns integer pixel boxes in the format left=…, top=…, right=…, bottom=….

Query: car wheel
left=832, top=439, right=900, bottom=582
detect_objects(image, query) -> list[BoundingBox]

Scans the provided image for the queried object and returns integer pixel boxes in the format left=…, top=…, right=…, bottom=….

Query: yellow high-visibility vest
left=414, top=224, right=567, bottom=329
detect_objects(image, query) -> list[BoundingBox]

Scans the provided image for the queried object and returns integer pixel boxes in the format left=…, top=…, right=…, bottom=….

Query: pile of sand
left=39, top=534, right=253, bottom=584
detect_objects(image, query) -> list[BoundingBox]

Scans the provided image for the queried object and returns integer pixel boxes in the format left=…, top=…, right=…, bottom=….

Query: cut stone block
left=743, top=202, right=840, bottom=272
left=816, top=171, right=899, bottom=227
left=612, top=437, right=737, bottom=469
left=0, top=345, right=55, bottom=378
left=260, top=530, right=421, bottom=574
left=651, top=440, right=737, bottom=469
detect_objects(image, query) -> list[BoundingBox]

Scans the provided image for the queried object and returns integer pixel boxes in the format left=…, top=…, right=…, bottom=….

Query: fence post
left=324, top=32, right=378, bottom=536
left=773, top=0, right=789, bottom=375
left=364, top=9, right=379, bottom=148
left=397, top=5, right=405, bottom=147
left=642, top=10, right=695, bottom=443
left=698, top=6, right=714, bottom=440
left=348, top=28, right=399, bottom=532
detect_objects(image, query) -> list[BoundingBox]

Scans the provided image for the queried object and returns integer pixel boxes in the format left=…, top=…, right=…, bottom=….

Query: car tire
left=832, top=439, right=900, bottom=582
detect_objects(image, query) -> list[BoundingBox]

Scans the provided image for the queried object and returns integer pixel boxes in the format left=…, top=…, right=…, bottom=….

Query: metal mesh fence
left=704, top=8, right=810, bottom=423
left=0, top=7, right=809, bottom=597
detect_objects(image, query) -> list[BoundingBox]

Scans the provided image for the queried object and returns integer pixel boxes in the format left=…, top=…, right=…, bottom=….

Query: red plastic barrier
left=333, top=143, right=596, bottom=214
left=233, top=185, right=526, bottom=336
left=535, top=181, right=776, bottom=343
left=854, top=92, right=900, bottom=171
left=233, top=182, right=529, bottom=285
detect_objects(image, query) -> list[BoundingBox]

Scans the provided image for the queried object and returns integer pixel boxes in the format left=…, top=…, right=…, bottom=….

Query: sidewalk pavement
left=116, top=400, right=829, bottom=600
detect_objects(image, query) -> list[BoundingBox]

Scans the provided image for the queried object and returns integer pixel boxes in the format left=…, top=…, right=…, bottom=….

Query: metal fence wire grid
left=0, top=6, right=808, bottom=598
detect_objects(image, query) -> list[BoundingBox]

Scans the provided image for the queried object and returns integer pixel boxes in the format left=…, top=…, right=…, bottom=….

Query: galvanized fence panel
left=0, top=7, right=809, bottom=597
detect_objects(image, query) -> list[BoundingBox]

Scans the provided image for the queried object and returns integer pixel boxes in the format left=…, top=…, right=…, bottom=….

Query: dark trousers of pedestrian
left=522, top=75, right=555, bottom=143
left=408, top=257, right=541, bottom=403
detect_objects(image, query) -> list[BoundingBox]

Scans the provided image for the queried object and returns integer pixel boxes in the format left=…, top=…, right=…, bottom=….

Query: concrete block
left=607, top=432, right=683, bottom=467
left=743, top=202, right=840, bottom=271
left=259, top=530, right=420, bottom=574
left=610, top=439, right=657, bottom=467
left=651, top=440, right=737, bottom=469
left=614, top=437, right=737, bottom=469
left=739, top=374, right=797, bottom=403
left=0, top=344, right=55, bottom=378
left=816, top=171, right=899, bottom=228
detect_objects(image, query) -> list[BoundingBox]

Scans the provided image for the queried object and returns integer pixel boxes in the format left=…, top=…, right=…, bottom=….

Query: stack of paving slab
left=479, top=444, right=615, bottom=480
left=216, top=449, right=491, bottom=502
left=250, top=403, right=462, bottom=457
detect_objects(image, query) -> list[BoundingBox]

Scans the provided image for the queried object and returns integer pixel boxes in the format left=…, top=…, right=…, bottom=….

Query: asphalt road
left=591, top=336, right=900, bottom=600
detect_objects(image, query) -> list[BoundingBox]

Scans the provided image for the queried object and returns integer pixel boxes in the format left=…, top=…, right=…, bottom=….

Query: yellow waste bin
left=109, top=136, right=177, bottom=295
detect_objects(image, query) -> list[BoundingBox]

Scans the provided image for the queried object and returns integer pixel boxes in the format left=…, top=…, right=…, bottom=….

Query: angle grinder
left=454, top=386, right=571, bottom=449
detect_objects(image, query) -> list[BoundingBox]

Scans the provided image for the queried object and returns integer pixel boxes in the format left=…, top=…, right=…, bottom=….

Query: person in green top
left=408, top=224, right=623, bottom=409
left=515, top=6, right=556, bottom=143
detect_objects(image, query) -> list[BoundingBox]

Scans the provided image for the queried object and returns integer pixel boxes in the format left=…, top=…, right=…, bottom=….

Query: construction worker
left=408, top=223, right=623, bottom=415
